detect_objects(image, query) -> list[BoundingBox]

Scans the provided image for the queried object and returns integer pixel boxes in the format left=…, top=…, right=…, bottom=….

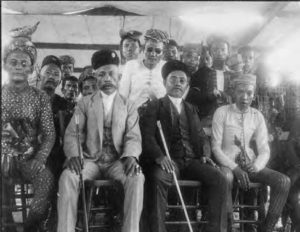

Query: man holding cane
left=57, top=49, right=144, bottom=232
left=140, top=60, right=229, bottom=232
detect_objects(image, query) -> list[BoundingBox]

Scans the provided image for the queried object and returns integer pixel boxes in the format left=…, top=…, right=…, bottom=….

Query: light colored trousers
left=57, top=160, right=144, bottom=232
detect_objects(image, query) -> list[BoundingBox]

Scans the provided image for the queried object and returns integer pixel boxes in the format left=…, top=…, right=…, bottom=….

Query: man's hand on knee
left=155, top=156, right=175, bottom=174
left=66, top=157, right=82, bottom=175
left=233, top=166, right=250, bottom=191
left=122, top=157, right=141, bottom=176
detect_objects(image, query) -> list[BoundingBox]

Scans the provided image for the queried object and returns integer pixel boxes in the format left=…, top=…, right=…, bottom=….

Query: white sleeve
left=118, top=62, right=132, bottom=99
left=253, top=112, right=270, bottom=171
left=212, top=107, right=238, bottom=170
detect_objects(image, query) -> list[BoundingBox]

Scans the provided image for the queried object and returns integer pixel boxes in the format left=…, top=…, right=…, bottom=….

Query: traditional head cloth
left=3, top=22, right=40, bottom=65
left=144, top=29, right=169, bottom=44
left=232, top=73, right=257, bottom=86
left=161, top=60, right=190, bottom=80
left=91, top=49, right=120, bottom=70
left=120, top=29, right=142, bottom=43
left=59, top=55, right=75, bottom=65
left=41, top=55, right=62, bottom=70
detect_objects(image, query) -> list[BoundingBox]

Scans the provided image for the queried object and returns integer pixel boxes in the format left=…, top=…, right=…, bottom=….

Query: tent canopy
left=2, top=1, right=300, bottom=75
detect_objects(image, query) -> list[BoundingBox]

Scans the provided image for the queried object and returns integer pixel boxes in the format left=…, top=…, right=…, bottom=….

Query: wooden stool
left=165, top=180, right=205, bottom=232
left=1, top=179, right=33, bottom=231
left=232, top=182, right=266, bottom=232
left=76, top=180, right=122, bottom=232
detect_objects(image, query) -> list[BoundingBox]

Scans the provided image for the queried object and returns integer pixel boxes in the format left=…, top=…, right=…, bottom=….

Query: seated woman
left=2, top=22, right=56, bottom=232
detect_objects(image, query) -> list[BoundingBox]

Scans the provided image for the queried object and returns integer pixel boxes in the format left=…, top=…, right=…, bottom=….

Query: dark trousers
left=286, top=167, right=300, bottom=232
left=145, top=159, right=228, bottom=232
left=222, top=167, right=291, bottom=232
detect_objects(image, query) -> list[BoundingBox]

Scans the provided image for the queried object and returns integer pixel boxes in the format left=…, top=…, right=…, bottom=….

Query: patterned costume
left=2, top=85, right=56, bottom=230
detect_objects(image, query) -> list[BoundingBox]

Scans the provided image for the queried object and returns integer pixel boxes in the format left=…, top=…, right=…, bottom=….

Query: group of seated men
left=1, top=22, right=300, bottom=232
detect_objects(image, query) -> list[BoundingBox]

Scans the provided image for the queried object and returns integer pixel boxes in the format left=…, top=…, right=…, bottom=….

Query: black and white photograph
left=1, top=1, right=300, bottom=232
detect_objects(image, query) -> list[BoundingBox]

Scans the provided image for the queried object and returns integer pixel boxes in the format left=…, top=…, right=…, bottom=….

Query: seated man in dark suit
left=140, top=60, right=229, bottom=232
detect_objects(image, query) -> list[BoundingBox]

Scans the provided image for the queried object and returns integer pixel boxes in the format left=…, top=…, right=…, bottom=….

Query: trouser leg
left=106, top=160, right=144, bottom=232
left=249, top=167, right=291, bottom=232
left=145, top=165, right=173, bottom=232
left=286, top=169, right=300, bottom=232
left=57, top=161, right=100, bottom=232
left=183, top=161, right=228, bottom=232
left=220, top=167, right=234, bottom=230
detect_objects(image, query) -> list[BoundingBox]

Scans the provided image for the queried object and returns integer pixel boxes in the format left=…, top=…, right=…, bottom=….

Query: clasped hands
left=233, top=163, right=258, bottom=191
left=66, top=156, right=142, bottom=176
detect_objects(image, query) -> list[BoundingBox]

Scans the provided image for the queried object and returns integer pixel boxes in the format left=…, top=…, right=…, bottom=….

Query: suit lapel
left=160, top=96, right=174, bottom=148
left=92, top=91, right=104, bottom=149
left=112, top=93, right=126, bottom=153
left=183, top=101, right=197, bottom=146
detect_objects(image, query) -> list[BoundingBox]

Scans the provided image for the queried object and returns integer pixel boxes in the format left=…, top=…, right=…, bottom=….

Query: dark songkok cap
left=91, top=49, right=120, bottom=70
left=144, top=29, right=169, bottom=43
left=59, top=55, right=75, bottom=65
left=41, top=55, right=62, bottom=69
left=167, top=39, right=179, bottom=48
left=162, top=60, right=190, bottom=80
left=119, top=29, right=142, bottom=42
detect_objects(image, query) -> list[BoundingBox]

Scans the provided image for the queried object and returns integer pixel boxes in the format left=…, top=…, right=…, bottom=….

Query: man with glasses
left=119, top=29, right=169, bottom=110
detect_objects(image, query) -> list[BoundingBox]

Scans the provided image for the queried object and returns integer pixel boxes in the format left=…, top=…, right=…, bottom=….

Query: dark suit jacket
left=140, top=95, right=211, bottom=164
left=186, top=66, right=232, bottom=118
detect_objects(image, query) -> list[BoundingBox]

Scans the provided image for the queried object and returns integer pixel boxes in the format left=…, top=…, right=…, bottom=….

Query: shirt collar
left=168, top=95, right=183, bottom=106
left=100, top=90, right=117, bottom=100
left=231, top=103, right=250, bottom=114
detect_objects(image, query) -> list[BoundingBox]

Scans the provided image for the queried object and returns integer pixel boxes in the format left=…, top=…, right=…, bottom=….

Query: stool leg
left=20, top=184, right=27, bottom=223
left=86, top=186, right=94, bottom=228
left=240, top=189, right=244, bottom=232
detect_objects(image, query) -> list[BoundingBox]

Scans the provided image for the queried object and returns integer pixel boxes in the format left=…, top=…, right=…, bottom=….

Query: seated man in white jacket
left=211, top=73, right=290, bottom=232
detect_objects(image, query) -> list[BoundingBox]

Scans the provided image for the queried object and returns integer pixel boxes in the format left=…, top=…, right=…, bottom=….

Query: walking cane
left=157, top=121, right=194, bottom=232
left=75, top=114, right=89, bottom=232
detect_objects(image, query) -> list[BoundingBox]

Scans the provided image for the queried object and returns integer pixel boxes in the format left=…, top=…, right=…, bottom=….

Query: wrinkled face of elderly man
left=234, top=83, right=255, bottom=112
left=94, top=64, right=119, bottom=95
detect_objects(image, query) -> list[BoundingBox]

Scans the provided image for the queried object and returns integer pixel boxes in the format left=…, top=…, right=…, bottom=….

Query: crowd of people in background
left=1, top=22, right=300, bottom=232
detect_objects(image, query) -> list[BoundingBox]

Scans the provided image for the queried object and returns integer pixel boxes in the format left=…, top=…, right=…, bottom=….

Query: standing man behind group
left=57, top=49, right=144, bottom=232
left=119, top=29, right=142, bottom=73
left=119, top=28, right=169, bottom=110
left=186, top=35, right=232, bottom=120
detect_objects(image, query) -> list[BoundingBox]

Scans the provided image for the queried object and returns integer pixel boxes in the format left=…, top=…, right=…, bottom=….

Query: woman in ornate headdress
left=2, top=22, right=56, bottom=232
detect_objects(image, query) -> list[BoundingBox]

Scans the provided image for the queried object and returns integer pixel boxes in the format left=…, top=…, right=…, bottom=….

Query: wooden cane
left=75, top=114, right=89, bottom=232
left=157, top=121, right=194, bottom=232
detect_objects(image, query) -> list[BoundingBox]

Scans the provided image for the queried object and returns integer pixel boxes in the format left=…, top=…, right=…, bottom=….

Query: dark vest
left=169, top=102, right=195, bottom=160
